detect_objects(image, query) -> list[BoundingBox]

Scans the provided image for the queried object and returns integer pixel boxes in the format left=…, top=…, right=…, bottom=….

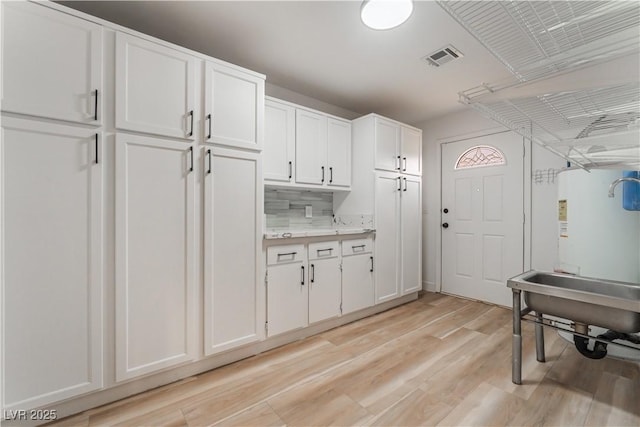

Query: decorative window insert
left=455, top=145, right=506, bottom=169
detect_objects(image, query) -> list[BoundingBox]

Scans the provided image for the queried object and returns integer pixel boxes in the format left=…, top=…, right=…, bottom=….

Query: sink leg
left=512, top=289, right=522, bottom=385
left=535, top=312, right=546, bottom=363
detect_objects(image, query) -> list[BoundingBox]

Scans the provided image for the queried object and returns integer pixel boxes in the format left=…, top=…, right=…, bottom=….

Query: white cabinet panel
left=401, top=176, right=422, bottom=295
left=327, top=118, right=351, bottom=188
left=374, top=118, right=400, bottom=172
left=308, top=241, right=341, bottom=323
left=267, top=245, right=308, bottom=337
left=204, top=62, right=264, bottom=150
left=341, top=238, right=374, bottom=314
left=1, top=118, right=102, bottom=409
left=116, top=32, right=196, bottom=139
left=295, top=109, right=328, bottom=185
left=204, top=148, right=262, bottom=355
left=1, top=1, right=102, bottom=124
left=264, top=99, right=295, bottom=182
left=374, top=172, right=401, bottom=303
left=115, top=134, right=196, bottom=381
left=401, top=126, right=422, bottom=176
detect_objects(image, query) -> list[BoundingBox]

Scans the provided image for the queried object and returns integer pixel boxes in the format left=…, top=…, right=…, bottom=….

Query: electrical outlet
left=305, top=205, right=312, bottom=218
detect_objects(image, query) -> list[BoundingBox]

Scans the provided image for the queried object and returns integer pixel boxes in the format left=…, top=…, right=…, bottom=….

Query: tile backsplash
left=265, top=188, right=334, bottom=229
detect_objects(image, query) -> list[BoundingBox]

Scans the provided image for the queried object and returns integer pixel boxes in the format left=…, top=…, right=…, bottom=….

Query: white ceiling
left=57, top=0, right=514, bottom=125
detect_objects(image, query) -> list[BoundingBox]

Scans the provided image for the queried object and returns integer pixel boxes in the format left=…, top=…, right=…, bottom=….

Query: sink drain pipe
left=573, top=323, right=640, bottom=359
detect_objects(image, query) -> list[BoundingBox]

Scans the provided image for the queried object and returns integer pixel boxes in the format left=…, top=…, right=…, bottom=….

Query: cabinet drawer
left=308, top=241, right=340, bottom=260
left=267, top=244, right=305, bottom=265
left=342, top=238, right=373, bottom=256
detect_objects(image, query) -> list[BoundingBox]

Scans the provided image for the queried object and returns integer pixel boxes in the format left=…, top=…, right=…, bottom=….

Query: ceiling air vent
left=424, top=45, right=463, bottom=67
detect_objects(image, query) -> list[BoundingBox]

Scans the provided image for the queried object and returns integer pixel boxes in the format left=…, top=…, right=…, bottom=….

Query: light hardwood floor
left=50, top=293, right=640, bottom=426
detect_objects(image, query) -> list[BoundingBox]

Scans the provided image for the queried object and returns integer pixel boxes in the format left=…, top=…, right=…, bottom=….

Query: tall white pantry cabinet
left=335, top=114, right=423, bottom=303
left=1, top=0, right=264, bottom=413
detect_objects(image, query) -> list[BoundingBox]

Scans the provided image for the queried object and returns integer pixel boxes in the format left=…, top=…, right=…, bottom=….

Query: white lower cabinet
left=266, top=245, right=308, bottom=337
left=341, top=238, right=375, bottom=314
left=204, top=148, right=262, bottom=355
left=308, top=241, right=341, bottom=323
left=115, top=133, right=196, bottom=381
left=1, top=117, right=103, bottom=409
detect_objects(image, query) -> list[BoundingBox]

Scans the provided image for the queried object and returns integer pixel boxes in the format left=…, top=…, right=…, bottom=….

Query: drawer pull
left=277, top=251, right=297, bottom=261
left=352, top=244, right=366, bottom=251
left=317, top=248, right=333, bottom=256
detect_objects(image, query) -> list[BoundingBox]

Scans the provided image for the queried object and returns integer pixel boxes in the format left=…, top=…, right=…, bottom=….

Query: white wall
left=416, top=108, right=566, bottom=291
left=266, top=83, right=360, bottom=120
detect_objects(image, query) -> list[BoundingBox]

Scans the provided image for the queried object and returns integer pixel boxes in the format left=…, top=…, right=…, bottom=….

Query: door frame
left=436, top=128, right=532, bottom=294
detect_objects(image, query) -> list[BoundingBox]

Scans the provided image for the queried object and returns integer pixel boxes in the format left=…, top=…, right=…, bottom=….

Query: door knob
left=442, top=222, right=449, bottom=229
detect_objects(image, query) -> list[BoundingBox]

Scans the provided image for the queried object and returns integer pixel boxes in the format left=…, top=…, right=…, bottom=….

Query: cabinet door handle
left=301, top=265, right=305, bottom=285
left=321, top=166, right=325, bottom=183
left=288, top=161, right=292, bottom=180
left=206, top=113, right=212, bottom=139
left=370, top=256, right=374, bottom=272
left=403, top=177, right=407, bottom=191
left=94, top=89, right=99, bottom=121
left=310, top=264, right=315, bottom=283
left=188, top=110, right=194, bottom=137
left=95, top=133, right=99, bottom=164
left=397, top=176, right=401, bottom=191
left=397, top=155, right=401, bottom=170
left=207, top=149, right=212, bottom=174
left=329, top=167, right=333, bottom=183
left=189, top=146, right=194, bottom=172
left=403, top=157, right=407, bottom=171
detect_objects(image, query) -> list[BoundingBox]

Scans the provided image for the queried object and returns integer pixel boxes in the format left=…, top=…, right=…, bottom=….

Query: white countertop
left=264, top=228, right=375, bottom=240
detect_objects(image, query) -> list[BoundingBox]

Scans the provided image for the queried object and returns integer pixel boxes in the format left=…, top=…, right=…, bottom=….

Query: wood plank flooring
left=50, top=293, right=640, bottom=426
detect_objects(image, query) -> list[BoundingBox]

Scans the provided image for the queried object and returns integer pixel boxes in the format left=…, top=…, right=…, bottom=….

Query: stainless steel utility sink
left=508, top=271, right=640, bottom=333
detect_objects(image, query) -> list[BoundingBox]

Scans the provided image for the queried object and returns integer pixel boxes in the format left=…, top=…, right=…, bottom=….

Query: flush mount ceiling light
left=361, top=0, right=414, bottom=30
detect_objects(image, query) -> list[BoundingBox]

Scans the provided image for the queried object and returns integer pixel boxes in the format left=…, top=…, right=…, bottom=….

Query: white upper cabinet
left=374, top=118, right=400, bottom=172
left=373, top=117, right=422, bottom=176
left=1, top=117, right=103, bottom=410
left=327, top=118, right=352, bottom=188
left=1, top=1, right=102, bottom=124
left=116, top=32, right=196, bottom=139
left=204, top=148, right=262, bottom=355
left=264, top=98, right=352, bottom=190
left=264, top=99, right=295, bottom=182
left=115, top=134, right=196, bottom=381
left=204, top=61, right=264, bottom=150
left=295, top=109, right=328, bottom=185
left=401, top=126, right=422, bottom=176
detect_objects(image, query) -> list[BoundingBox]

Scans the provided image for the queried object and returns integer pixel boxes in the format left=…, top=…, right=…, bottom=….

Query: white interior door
left=441, top=132, right=524, bottom=307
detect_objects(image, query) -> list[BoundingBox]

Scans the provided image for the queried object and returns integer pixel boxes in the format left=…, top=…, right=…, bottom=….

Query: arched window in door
left=454, top=145, right=506, bottom=169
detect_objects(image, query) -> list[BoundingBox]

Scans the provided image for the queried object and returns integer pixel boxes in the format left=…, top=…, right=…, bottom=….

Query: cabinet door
left=401, top=176, right=422, bottom=295
left=295, top=109, right=327, bottom=185
left=116, top=32, right=196, bottom=139
left=1, top=118, right=102, bottom=410
left=327, top=118, right=352, bottom=188
left=204, top=62, right=264, bottom=150
left=264, top=100, right=295, bottom=182
left=204, top=148, right=262, bottom=355
left=1, top=1, right=102, bottom=124
left=308, top=241, right=341, bottom=324
left=374, top=118, right=400, bottom=172
left=342, top=255, right=374, bottom=314
left=374, top=172, right=401, bottom=303
left=115, top=134, right=196, bottom=381
left=401, top=126, right=422, bottom=176
left=267, top=261, right=308, bottom=337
